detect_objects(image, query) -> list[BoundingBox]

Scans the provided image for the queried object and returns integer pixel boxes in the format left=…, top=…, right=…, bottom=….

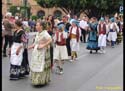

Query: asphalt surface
left=2, top=32, right=123, bottom=91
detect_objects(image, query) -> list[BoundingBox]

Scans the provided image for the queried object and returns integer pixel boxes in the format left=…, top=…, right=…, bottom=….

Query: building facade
left=2, top=0, right=85, bottom=19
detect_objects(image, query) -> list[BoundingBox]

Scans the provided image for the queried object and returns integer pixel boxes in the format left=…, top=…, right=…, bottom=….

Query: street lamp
left=24, top=0, right=27, bottom=18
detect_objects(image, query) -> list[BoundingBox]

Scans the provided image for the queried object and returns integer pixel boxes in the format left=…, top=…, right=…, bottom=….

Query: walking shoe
left=69, top=59, right=74, bottom=62
left=55, top=66, right=64, bottom=75
left=98, top=50, right=103, bottom=54
left=59, top=70, right=63, bottom=75
left=59, top=68, right=63, bottom=75
left=24, top=71, right=29, bottom=75
left=90, top=50, right=92, bottom=54
left=10, top=77, right=19, bottom=80
left=10, top=75, right=19, bottom=80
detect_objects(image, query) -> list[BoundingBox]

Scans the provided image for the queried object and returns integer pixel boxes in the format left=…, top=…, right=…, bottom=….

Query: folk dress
left=30, top=30, right=51, bottom=85
left=9, top=29, right=25, bottom=80
left=86, top=23, right=100, bottom=51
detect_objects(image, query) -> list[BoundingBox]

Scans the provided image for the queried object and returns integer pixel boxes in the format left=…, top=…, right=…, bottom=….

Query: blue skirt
left=86, top=31, right=100, bottom=50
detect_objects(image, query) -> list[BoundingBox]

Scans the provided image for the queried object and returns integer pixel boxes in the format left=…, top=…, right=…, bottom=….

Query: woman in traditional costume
left=9, top=20, right=26, bottom=80
left=28, top=21, right=52, bottom=85
left=86, top=17, right=100, bottom=53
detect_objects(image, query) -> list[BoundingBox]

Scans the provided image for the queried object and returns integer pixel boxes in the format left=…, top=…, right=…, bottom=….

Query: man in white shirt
left=79, top=16, right=89, bottom=43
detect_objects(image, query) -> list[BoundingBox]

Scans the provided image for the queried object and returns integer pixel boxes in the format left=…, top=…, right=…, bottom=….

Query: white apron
left=30, top=45, right=46, bottom=72
left=10, top=43, right=24, bottom=66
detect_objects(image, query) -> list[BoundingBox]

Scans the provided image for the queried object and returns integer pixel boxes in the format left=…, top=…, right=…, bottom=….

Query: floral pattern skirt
left=31, top=48, right=51, bottom=85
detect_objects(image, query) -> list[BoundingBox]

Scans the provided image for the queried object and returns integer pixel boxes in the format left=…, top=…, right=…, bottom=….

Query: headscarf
left=110, top=17, right=115, bottom=22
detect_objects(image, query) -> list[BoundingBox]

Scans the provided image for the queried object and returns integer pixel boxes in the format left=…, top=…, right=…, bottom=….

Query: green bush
left=31, top=15, right=38, bottom=21
left=9, top=6, right=19, bottom=16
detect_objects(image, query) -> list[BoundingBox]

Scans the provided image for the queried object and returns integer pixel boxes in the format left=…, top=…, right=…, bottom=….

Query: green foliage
left=31, top=15, right=38, bottom=21
left=9, top=6, right=19, bottom=16
left=36, top=0, right=123, bottom=18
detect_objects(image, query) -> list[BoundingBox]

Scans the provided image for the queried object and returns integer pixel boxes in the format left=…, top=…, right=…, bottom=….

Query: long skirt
left=86, top=32, right=100, bottom=50
left=31, top=59, right=51, bottom=85
left=86, top=41, right=100, bottom=50
left=20, top=48, right=30, bottom=76
left=31, top=48, right=51, bottom=85
left=10, top=43, right=24, bottom=80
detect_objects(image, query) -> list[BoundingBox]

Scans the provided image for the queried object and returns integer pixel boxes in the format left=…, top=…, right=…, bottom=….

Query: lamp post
left=24, top=0, right=27, bottom=18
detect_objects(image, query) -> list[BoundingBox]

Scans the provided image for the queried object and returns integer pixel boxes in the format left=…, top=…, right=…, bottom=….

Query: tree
left=36, top=0, right=123, bottom=18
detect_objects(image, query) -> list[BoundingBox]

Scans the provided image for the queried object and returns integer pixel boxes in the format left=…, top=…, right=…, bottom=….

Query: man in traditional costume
left=69, top=20, right=81, bottom=61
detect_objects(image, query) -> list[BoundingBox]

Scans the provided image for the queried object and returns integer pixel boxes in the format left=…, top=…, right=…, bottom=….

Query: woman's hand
left=37, top=44, right=44, bottom=50
left=28, top=44, right=35, bottom=50
left=16, top=48, right=20, bottom=55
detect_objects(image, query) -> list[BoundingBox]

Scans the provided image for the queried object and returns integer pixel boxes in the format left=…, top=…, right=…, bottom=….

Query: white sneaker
left=98, top=50, right=103, bottom=53
left=59, top=71, right=64, bottom=75
left=69, top=59, right=74, bottom=62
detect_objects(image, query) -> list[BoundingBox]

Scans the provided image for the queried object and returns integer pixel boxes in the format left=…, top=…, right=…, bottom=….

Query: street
left=2, top=32, right=123, bottom=91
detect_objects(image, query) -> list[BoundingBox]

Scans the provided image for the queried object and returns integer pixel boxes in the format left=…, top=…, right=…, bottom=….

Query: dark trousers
left=50, top=45, right=53, bottom=67
left=80, top=28, right=86, bottom=43
left=3, top=35, right=13, bottom=55
left=111, top=41, right=115, bottom=47
left=66, top=37, right=71, bottom=56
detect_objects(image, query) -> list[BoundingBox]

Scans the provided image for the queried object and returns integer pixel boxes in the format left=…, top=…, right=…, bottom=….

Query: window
left=37, top=10, right=45, bottom=18
left=7, top=0, right=11, bottom=3
left=22, top=0, right=27, bottom=6
left=54, top=10, right=62, bottom=18
left=7, top=0, right=11, bottom=4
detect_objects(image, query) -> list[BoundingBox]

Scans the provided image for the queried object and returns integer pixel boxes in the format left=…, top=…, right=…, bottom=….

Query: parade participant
left=115, top=17, right=122, bottom=44
left=58, top=15, right=71, bottom=58
left=20, top=28, right=30, bottom=77
left=69, top=20, right=81, bottom=61
left=86, top=17, right=100, bottom=53
left=2, top=14, right=13, bottom=57
left=53, top=24, right=68, bottom=74
left=63, top=16, right=71, bottom=58
left=28, top=21, right=52, bottom=85
left=97, top=17, right=107, bottom=53
left=107, top=17, right=119, bottom=48
left=2, top=21, right=5, bottom=49
left=104, top=16, right=110, bottom=46
left=46, top=15, right=54, bottom=69
left=79, top=16, right=89, bottom=43
left=9, top=20, right=26, bottom=80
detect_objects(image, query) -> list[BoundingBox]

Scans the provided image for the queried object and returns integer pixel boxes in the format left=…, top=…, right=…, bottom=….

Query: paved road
left=2, top=32, right=123, bottom=91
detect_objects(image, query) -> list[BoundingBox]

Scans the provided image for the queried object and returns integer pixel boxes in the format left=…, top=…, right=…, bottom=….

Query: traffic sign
left=119, top=6, right=123, bottom=13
